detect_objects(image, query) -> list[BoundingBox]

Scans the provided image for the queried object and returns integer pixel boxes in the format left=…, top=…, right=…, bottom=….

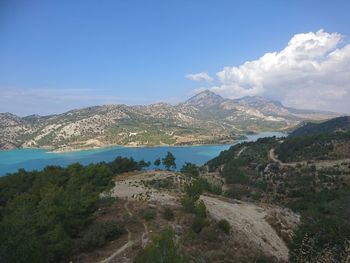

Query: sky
left=1, top=0, right=350, bottom=116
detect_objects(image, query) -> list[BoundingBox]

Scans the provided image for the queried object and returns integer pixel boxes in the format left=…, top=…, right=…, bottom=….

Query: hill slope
left=0, top=91, right=339, bottom=151
left=290, top=116, right=350, bottom=136
left=205, top=129, right=350, bottom=262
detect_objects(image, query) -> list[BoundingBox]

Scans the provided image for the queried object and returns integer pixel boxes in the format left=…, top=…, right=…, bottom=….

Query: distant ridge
left=0, top=90, right=340, bottom=151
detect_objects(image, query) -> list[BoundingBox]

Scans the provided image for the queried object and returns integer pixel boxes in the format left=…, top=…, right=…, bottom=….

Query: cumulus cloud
left=186, top=72, right=213, bottom=82
left=209, top=29, right=350, bottom=112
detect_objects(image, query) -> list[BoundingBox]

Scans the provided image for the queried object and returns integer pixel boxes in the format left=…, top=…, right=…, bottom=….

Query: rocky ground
left=77, top=170, right=300, bottom=263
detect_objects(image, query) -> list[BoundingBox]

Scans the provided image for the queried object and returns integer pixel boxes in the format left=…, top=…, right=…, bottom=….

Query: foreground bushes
left=76, top=220, right=126, bottom=251
left=217, top=219, right=231, bottom=235
left=289, top=187, right=350, bottom=262
left=134, top=227, right=188, bottom=263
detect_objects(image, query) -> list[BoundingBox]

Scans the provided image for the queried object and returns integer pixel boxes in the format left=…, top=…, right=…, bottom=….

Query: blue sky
left=1, top=0, right=350, bottom=115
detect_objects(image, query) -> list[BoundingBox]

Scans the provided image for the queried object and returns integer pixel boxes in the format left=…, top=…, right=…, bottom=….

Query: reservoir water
left=0, top=132, right=285, bottom=176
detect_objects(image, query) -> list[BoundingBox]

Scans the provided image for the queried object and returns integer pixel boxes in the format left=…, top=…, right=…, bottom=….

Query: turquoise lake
left=0, top=132, right=285, bottom=176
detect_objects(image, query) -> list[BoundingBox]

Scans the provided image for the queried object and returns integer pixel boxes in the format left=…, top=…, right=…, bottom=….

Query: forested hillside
left=206, top=130, right=350, bottom=262
left=290, top=116, right=350, bottom=136
left=0, top=157, right=147, bottom=262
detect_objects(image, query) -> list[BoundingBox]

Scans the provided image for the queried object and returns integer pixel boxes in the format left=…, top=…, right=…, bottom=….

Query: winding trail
left=99, top=200, right=134, bottom=263
left=99, top=199, right=149, bottom=263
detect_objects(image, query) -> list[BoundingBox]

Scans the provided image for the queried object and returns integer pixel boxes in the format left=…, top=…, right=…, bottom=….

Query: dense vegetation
left=288, top=187, right=350, bottom=262
left=207, top=136, right=280, bottom=171
left=0, top=157, right=146, bottom=263
left=276, top=131, right=350, bottom=162
left=206, top=129, right=350, bottom=262
left=290, top=116, right=350, bottom=137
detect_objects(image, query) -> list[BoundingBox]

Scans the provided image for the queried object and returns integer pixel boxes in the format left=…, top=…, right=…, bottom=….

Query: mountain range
left=0, top=90, right=339, bottom=151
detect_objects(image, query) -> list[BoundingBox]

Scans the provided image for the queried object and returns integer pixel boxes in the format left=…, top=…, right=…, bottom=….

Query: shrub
left=194, top=200, right=207, bottom=219
left=76, top=220, right=125, bottom=251
left=224, top=185, right=250, bottom=200
left=200, top=226, right=220, bottom=243
left=163, top=207, right=175, bottom=221
left=223, top=167, right=250, bottom=185
left=181, top=195, right=197, bottom=213
left=207, top=182, right=223, bottom=195
left=217, top=219, right=231, bottom=234
left=134, top=227, right=188, bottom=263
left=142, top=208, right=157, bottom=221
left=191, top=217, right=207, bottom=234
left=147, top=178, right=174, bottom=189
left=180, top=163, right=199, bottom=177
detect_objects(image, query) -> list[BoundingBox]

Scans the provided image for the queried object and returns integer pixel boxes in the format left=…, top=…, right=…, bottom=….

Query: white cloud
left=186, top=72, right=213, bottom=82
left=209, top=29, right=350, bottom=112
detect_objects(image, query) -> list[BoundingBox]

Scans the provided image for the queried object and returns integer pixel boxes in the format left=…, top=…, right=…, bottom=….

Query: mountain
left=290, top=116, right=350, bottom=136
left=0, top=90, right=340, bottom=151
left=181, top=89, right=225, bottom=108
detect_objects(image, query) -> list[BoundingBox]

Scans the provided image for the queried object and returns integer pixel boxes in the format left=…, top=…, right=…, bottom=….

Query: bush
left=200, top=226, right=220, bottom=243
left=142, top=208, right=157, bottom=221
left=134, top=227, right=188, bottom=263
left=207, top=182, right=223, bottom=195
left=194, top=200, right=207, bottom=218
left=163, top=207, right=175, bottom=221
left=191, top=217, right=207, bottom=234
left=217, top=219, right=231, bottom=234
left=76, top=220, right=125, bottom=251
left=147, top=178, right=174, bottom=189
left=181, top=195, right=197, bottom=213
left=224, top=185, right=250, bottom=200
left=180, top=162, right=199, bottom=177
left=222, top=162, right=250, bottom=184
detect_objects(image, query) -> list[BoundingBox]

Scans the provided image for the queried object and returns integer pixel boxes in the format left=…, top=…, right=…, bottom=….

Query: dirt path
left=200, top=195, right=289, bottom=262
left=141, top=222, right=149, bottom=248
left=268, top=148, right=285, bottom=166
left=236, top=146, right=247, bottom=158
left=99, top=201, right=134, bottom=263
left=99, top=199, right=150, bottom=263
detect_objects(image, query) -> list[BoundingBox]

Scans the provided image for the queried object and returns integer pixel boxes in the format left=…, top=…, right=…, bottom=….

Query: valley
left=1, top=116, right=349, bottom=262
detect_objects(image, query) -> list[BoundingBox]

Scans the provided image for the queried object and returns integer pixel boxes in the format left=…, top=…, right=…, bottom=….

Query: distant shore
left=0, top=139, right=243, bottom=154
left=0, top=131, right=288, bottom=154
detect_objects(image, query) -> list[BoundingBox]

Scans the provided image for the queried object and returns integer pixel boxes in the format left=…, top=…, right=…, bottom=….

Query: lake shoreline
left=0, top=132, right=286, bottom=176
left=3, top=140, right=244, bottom=154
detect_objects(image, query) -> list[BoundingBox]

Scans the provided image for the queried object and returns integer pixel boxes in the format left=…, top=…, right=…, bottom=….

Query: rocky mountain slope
left=0, top=90, right=339, bottom=151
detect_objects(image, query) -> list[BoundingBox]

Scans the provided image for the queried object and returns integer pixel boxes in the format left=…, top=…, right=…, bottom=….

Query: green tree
left=180, top=162, right=199, bottom=177
left=154, top=158, right=161, bottom=168
left=162, top=152, right=176, bottom=170
left=138, top=160, right=151, bottom=169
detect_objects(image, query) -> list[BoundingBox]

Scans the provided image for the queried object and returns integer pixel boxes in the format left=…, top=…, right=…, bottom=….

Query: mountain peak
left=183, top=90, right=224, bottom=107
